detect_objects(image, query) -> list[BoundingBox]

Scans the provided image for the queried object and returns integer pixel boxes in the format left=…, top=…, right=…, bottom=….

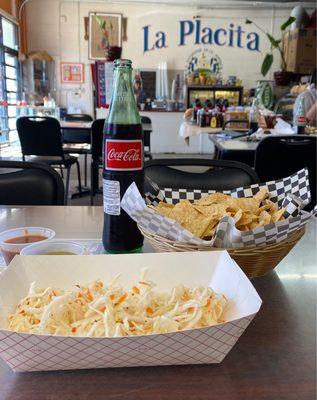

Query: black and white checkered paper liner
left=122, top=169, right=316, bottom=249
left=122, top=182, right=205, bottom=245
left=158, top=168, right=311, bottom=207
left=144, top=176, right=165, bottom=206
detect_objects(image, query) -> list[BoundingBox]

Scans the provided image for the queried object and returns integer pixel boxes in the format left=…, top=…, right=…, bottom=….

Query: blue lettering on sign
left=247, top=32, right=260, bottom=51
left=179, top=20, right=195, bottom=46
left=143, top=21, right=260, bottom=53
left=214, top=28, right=227, bottom=46
left=155, top=31, right=167, bottom=49
left=201, top=27, right=213, bottom=45
left=142, top=25, right=154, bottom=52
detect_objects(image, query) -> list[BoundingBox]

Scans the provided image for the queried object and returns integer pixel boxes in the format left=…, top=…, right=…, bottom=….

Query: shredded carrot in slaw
left=7, top=274, right=227, bottom=338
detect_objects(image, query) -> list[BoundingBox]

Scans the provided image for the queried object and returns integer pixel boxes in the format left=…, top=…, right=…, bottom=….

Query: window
left=0, top=15, right=20, bottom=145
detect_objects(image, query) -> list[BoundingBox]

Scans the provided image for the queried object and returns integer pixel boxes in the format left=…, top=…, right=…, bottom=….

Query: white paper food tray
left=0, top=251, right=262, bottom=372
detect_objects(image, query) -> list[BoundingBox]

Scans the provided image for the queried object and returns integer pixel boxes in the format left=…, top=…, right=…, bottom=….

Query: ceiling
left=108, top=0, right=313, bottom=4
left=81, top=0, right=315, bottom=9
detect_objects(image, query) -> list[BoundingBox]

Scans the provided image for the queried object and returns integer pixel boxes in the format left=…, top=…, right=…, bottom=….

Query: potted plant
left=245, top=16, right=296, bottom=86
left=95, top=15, right=122, bottom=61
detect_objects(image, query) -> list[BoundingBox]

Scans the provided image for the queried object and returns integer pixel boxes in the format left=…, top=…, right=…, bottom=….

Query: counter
left=96, top=108, right=215, bottom=154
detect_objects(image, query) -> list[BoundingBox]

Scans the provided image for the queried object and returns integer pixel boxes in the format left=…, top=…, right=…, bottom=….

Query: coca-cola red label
left=105, top=139, right=143, bottom=171
left=296, top=115, right=307, bottom=126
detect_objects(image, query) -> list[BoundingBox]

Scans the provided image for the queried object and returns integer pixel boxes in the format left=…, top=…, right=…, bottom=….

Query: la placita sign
left=143, top=19, right=260, bottom=53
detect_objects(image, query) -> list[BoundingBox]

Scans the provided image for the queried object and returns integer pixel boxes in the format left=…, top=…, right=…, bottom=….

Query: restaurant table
left=0, top=206, right=316, bottom=400
left=179, top=120, right=222, bottom=146
left=209, top=134, right=259, bottom=167
left=209, top=132, right=317, bottom=167
left=60, top=121, right=93, bottom=196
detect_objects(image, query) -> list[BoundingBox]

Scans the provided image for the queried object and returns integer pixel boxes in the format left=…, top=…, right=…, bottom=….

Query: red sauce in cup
left=5, top=235, right=47, bottom=244
left=2, top=234, right=47, bottom=264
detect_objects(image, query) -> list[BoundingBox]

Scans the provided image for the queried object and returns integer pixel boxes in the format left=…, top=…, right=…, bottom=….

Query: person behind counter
left=293, top=70, right=317, bottom=128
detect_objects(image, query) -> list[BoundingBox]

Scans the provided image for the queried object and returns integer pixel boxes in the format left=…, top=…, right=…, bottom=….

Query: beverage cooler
left=187, top=85, right=243, bottom=108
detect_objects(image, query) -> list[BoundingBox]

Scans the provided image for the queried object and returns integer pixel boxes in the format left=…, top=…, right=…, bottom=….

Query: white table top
left=0, top=204, right=315, bottom=252
left=0, top=205, right=315, bottom=398
left=179, top=120, right=222, bottom=144
left=0, top=206, right=154, bottom=254
left=209, top=135, right=259, bottom=151
left=60, top=121, right=93, bottom=129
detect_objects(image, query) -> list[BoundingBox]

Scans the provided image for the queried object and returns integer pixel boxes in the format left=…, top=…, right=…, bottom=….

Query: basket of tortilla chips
left=121, top=169, right=315, bottom=278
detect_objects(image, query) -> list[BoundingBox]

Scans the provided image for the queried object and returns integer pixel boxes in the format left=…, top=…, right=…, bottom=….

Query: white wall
left=25, top=0, right=311, bottom=115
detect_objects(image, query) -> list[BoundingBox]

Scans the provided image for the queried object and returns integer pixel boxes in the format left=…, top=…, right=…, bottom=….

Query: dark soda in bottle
left=102, top=59, right=144, bottom=253
left=295, top=96, right=307, bottom=134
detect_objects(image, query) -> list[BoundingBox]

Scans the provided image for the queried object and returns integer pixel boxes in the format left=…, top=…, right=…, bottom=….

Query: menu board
left=140, top=71, right=156, bottom=100
left=104, top=62, right=114, bottom=105
left=95, top=61, right=114, bottom=107
left=96, top=61, right=106, bottom=108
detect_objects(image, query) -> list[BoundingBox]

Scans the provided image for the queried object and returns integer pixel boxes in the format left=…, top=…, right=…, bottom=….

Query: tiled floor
left=0, top=142, right=214, bottom=206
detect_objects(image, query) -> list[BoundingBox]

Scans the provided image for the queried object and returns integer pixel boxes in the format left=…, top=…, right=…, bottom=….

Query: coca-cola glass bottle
left=102, top=59, right=144, bottom=253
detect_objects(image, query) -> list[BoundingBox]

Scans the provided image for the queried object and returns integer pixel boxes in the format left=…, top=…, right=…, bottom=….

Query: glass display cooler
left=22, top=59, right=56, bottom=105
left=187, top=85, right=243, bottom=108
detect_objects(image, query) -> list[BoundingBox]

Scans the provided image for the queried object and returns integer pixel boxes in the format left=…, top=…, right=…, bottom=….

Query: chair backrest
left=64, top=114, right=93, bottom=122
left=145, top=158, right=259, bottom=191
left=141, top=116, right=152, bottom=148
left=141, top=116, right=151, bottom=125
left=0, top=160, right=64, bottom=205
left=17, top=116, right=64, bottom=157
left=91, top=119, right=105, bottom=163
left=62, top=114, right=93, bottom=144
left=255, top=135, right=317, bottom=208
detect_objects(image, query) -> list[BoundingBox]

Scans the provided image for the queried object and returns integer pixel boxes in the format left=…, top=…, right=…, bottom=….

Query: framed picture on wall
left=60, top=62, right=84, bottom=84
left=89, top=12, right=122, bottom=60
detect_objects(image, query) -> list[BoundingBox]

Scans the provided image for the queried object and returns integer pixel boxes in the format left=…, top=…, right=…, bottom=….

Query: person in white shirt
left=293, top=71, right=317, bottom=127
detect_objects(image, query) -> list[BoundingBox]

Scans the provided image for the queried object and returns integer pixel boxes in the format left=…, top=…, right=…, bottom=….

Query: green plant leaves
left=261, top=53, right=274, bottom=76
left=280, top=16, right=296, bottom=31
left=95, top=15, right=106, bottom=32
left=266, top=33, right=281, bottom=49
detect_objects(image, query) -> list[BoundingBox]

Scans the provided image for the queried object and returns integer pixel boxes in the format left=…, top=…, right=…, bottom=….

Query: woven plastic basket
left=139, top=226, right=305, bottom=279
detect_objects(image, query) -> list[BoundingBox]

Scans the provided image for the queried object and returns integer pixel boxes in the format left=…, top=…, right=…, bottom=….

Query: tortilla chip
left=201, top=218, right=219, bottom=239
left=257, top=204, right=272, bottom=214
left=233, top=209, right=243, bottom=223
left=254, top=188, right=269, bottom=203
left=192, top=204, right=227, bottom=219
left=271, top=208, right=286, bottom=222
left=194, top=193, right=231, bottom=206
left=167, top=201, right=213, bottom=238
left=237, top=225, right=249, bottom=231
left=236, top=212, right=254, bottom=227
left=152, top=188, right=284, bottom=236
left=155, top=202, right=174, bottom=218
left=258, top=210, right=272, bottom=226
left=264, top=199, right=278, bottom=213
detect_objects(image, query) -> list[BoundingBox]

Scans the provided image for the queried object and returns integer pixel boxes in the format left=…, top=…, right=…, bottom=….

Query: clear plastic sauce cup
left=0, top=227, right=55, bottom=265
left=20, top=241, right=85, bottom=256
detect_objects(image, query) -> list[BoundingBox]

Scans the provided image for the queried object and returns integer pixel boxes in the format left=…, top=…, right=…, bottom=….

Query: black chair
left=90, top=119, right=105, bottom=205
left=145, top=158, right=259, bottom=191
left=141, top=116, right=152, bottom=160
left=16, top=116, right=82, bottom=204
left=0, top=160, right=64, bottom=205
left=62, top=114, right=93, bottom=187
left=255, top=135, right=317, bottom=210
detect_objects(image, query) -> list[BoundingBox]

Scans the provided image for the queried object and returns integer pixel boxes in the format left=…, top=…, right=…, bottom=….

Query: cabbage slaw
left=7, top=271, right=227, bottom=337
